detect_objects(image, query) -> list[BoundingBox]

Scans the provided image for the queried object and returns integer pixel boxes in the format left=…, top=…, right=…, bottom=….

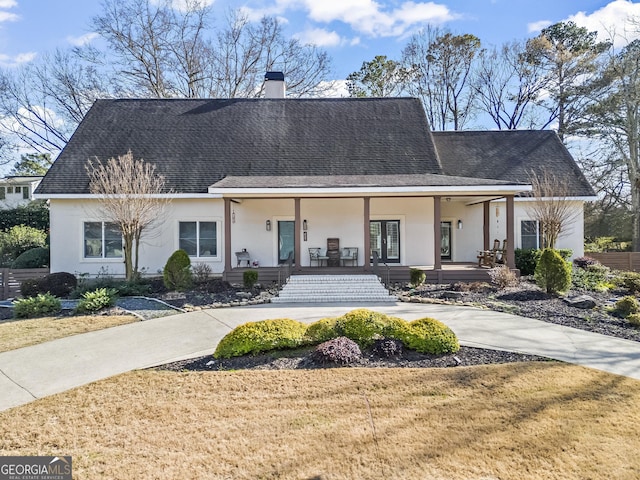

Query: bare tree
left=474, top=41, right=550, bottom=129
left=86, top=151, right=171, bottom=280
left=402, top=28, right=481, bottom=130
left=526, top=168, right=581, bottom=249
left=210, top=12, right=333, bottom=98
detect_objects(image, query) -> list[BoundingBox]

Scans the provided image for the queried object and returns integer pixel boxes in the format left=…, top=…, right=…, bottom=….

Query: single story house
left=34, top=74, right=595, bottom=282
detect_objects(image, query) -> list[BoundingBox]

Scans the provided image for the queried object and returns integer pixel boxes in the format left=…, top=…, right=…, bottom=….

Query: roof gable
left=37, top=97, right=443, bottom=195
left=432, top=130, right=595, bottom=197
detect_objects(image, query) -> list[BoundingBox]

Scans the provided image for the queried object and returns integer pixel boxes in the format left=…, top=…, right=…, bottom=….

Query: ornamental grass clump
left=214, top=318, right=308, bottom=358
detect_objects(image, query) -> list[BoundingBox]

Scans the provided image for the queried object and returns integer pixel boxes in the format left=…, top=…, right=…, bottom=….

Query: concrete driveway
left=1, top=302, right=639, bottom=412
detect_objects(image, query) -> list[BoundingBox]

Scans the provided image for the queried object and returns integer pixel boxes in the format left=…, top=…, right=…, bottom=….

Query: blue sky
left=0, top=0, right=639, bottom=79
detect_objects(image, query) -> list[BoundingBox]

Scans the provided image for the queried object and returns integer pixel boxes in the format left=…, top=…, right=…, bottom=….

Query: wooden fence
left=587, top=253, right=640, bottom=272
left=0, top=268, right=49, bottom=300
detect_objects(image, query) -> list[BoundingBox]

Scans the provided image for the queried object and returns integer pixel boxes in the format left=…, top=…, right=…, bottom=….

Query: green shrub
left=214, top=318, right=308, bottom=358
left=305, top=317, right=340, bottom=344
left=11, top=246, right=49, bottom=269
left=611, top=295, right=640, bottom=318
left=534, top=249, right=572, bottom=295
left=163, top=249, right=192, bottom=291
left=515, top=249, right=541, bottom=276
left=13, top=293, right=61, bottom=319
left=20, top=278, right=40, bottom=298
left=627, top=313, right=640, bottom=327
left=243, top=269, right=259, bottom=289
left=409, top=268, right=426, bottom=287
left=0, top=225, right=48, bottom=262
left=616, top=271, right=640, bottom=294
left=516, top=248, right=572, bottom=276
left=394, top=317, right=460, bottom=354
left=334, top=309, right=390, bottom=347
left=572, top=264, right=611, bottom=292
left=74, top=287, right=118, bottom=314
left=33, top=272, right=77, bottom=298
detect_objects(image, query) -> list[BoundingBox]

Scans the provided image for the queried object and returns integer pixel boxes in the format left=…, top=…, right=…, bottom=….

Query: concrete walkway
left=1, top=302, right=640, bottom=412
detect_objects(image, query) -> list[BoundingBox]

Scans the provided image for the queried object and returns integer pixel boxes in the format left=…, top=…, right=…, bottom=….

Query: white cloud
left=0, top=10, right=18, bottom=22
left=150, top=0, right=215, bottom=11
left=527, top=20, right=552, bottom=33
left=245, top=0, right=458, bottom=38
left=294, top=28, right=343, bottom=47
left=66, top=32, right=99, bottom=47
left=567, top=0, right=640, bottom=47
left=0, top=51, right=35, bottom=67
left=0, top=0, right=16, bottom=9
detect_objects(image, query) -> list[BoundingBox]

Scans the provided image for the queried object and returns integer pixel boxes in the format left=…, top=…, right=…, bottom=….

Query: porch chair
left=340, top=247, right=358, bottom=266
left=309, top=247, right=329, bottom=267
left=235, top=250, right=251, bottom=267
left=476, top=239, right=501, bottom=267
left=494, top=239, right=507, bottom=265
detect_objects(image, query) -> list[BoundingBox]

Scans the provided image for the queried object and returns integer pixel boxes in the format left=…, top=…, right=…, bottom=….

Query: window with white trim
left=179, top=221, right=217, bottom=257
left=84, top=222, right=123, bottom=258
left=521, top=220, right=543, bottom=250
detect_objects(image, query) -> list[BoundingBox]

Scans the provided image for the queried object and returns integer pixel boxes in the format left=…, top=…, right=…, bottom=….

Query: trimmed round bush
left=20, top=278, right=40, bottom=298
left=13, top=293, right=61, bottom=319
left=534, top=248, right=572, bottom=295
left=34, top=272, right=77, bottom=298
left=311, top=336, right=362, bottom=365
left=372, top=338, right=404, bottom=358
left=305, top=317, right=339, bottom=344
left=214, top=318, right=308, bottom=359
left=11, top=246, right=49, bottom=269
left=627, top=313, right=640, bottom=327
left=409, top=268, right=426, bottom=287
left=395, top=317, right=460, bottom=354
left=611, top=295, right=640, bottom=319
left=163, top=249, right=192, bottom=291
left=334, top=309, right=390, bottom=347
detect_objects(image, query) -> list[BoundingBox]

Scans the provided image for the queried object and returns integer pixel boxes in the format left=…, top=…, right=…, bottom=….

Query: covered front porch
left=212, top=174, right=529, bottom=283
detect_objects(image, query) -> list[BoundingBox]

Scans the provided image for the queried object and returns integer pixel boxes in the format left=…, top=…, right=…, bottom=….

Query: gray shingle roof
left=37, top=97, right=442, bottom=195
left=35, top=98, right=593, bottom=198
left=432, top=130, right=595, bottom=197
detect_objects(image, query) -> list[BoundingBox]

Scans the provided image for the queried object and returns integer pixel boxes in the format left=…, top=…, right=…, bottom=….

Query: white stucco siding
left=49, top=198, right=225, bottom=277
left=491, top=199, right=585, bottom=258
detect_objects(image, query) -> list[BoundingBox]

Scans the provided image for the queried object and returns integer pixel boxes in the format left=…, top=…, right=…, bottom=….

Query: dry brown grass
left=1, top=363, right=639, bottom=479
left=0, top=315, right=137, bottom=352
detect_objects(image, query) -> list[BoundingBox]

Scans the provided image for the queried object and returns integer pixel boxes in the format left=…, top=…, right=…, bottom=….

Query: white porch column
left=363, top=197, right=370, bottom=271
left=224, top=197, right=232, bottom=272
left=294, top=198, right=301, bottom=271
left=506, top=195, right=515, bottom=268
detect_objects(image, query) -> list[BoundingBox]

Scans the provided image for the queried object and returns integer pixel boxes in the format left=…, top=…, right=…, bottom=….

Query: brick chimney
left=264, top=71, right=285, bottom=99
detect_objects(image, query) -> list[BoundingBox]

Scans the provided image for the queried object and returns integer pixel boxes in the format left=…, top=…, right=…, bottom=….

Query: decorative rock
left=236, top=292, right=253, bottom=299
left=441, top=291, right=464, bottom=300
left=564, top=295, right=597, bottom=310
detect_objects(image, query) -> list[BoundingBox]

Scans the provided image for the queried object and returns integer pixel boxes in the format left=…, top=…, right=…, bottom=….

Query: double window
left=84, top=222, right=123, bottom=258
left=179, top=221, right=217, bottom=257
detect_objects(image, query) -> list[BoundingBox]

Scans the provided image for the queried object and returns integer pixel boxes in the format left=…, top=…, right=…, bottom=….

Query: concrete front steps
left=271, top=274, right=397, bottom=303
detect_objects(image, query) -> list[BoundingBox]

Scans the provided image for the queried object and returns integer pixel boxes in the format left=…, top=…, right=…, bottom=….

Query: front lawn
left=0, top=314, right=138, bottom=353
left=0, top=363, right=638, bottom=479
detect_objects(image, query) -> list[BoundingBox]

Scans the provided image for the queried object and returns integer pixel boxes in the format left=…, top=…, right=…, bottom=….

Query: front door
left=278, top=221, right=295, bottom=264
left=441, top=221, right=452, bottom=260
left=370, top=220, right=400, bottom=263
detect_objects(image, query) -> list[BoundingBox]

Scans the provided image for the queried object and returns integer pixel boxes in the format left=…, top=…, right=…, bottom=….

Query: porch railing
left=278, top=251, right=294, bottom=287
left=372, top=251, right=390, bottom=287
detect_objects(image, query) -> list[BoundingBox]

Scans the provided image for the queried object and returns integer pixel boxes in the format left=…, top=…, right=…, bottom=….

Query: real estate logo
left=0, top=456, right=72, bottom=480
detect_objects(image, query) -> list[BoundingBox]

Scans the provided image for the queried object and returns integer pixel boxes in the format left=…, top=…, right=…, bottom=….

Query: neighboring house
left=0, top=176, right=43, bottom=209
left=34, top=74, right=595, bottom=280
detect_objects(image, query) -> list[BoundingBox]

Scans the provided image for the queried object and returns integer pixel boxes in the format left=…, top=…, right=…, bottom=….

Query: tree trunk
left=633, top=181, right=640, bottom=252
left=123, top=235, right=134, bottom=281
